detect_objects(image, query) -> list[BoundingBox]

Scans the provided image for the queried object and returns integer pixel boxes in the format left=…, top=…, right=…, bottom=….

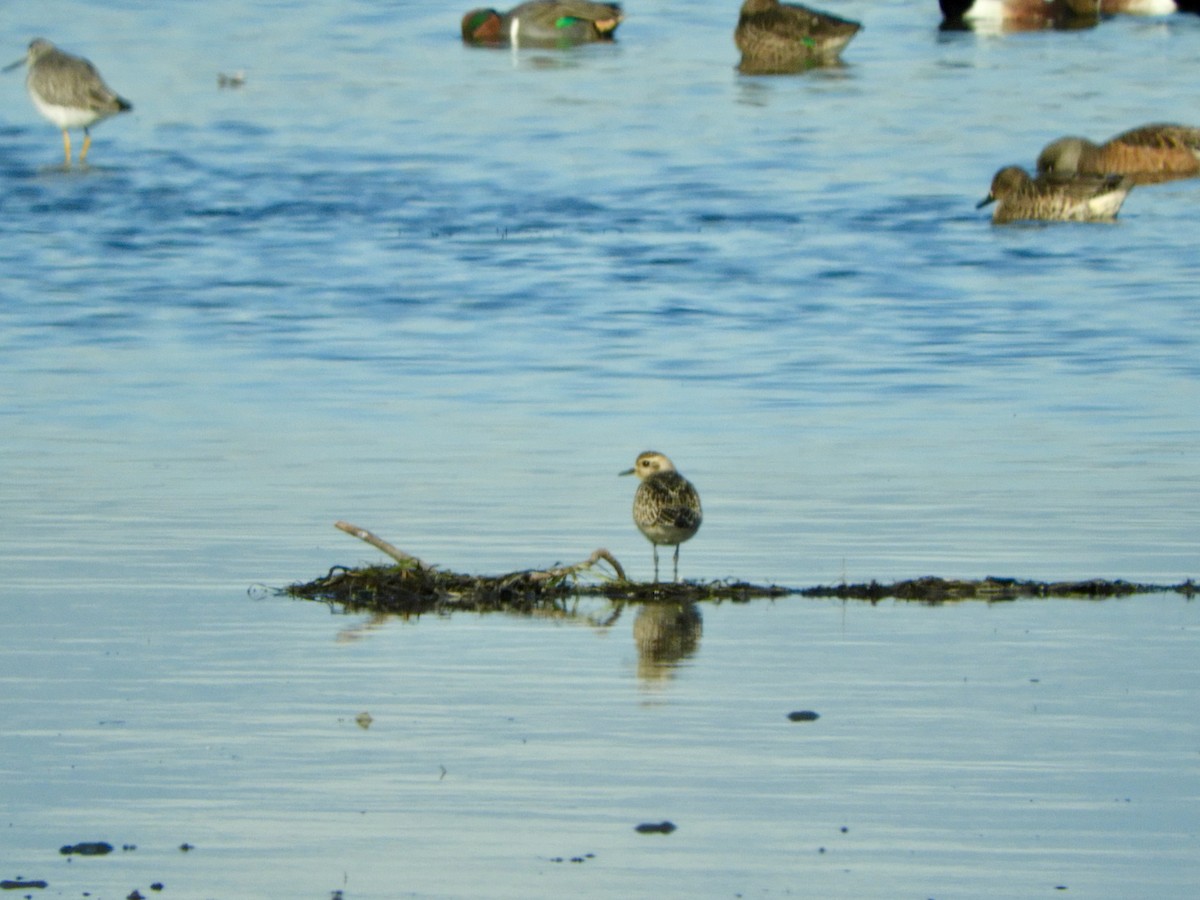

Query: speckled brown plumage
left=977, top=166, right=1133, bottom=225
left=734, top=0, right=861, bottom=74
left=620, top=451, right=702, bottom=583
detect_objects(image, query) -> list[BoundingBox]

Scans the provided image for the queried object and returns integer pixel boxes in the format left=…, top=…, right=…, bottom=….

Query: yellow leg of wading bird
left=620, top=451, right=702, bottom=583
left=4, top=38, right=132, bottom=166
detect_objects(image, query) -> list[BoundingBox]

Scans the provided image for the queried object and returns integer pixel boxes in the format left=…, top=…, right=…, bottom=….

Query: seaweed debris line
left=281, top=521, right=1196, bottom=616
left=284, top=521, right=791, bottom=615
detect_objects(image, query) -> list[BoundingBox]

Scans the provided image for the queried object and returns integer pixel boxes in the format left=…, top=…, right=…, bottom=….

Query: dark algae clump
left=284, top=522, right=1196, bottom=615
left=284, top=522, right=791, bottom=613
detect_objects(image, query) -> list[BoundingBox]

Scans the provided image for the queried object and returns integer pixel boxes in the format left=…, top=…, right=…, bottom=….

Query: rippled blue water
left=2, top=0, right=1198, bottom=896
left=3, top=0, right=1199, bottom=586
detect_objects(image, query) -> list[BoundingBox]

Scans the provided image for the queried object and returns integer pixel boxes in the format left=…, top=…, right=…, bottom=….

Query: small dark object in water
left=127, top=890, right=144, bottom=900
left=1, top=879, right=49, bottom=890
left=788, top=710, right=820, bottom=722
left=150, top=885, right=164, bottom=892
left=634, top=821, right=676, bottom=834
left=59, top=842, right=113, bottom=856
left=178, top=843, right=194, bottom=852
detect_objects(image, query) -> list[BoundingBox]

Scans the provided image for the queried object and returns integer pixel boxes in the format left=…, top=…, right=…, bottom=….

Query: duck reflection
left=633, top=602, right=702, bottom=680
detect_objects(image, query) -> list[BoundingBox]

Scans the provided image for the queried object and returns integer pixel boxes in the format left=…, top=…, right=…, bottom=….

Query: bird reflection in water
left=633, top=602, right=702, bottom=680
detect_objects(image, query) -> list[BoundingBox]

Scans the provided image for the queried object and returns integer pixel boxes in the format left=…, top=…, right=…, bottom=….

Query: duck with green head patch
left=734, top=0, right=861, bottom=74
left=462, top=0, right=623, bottom=47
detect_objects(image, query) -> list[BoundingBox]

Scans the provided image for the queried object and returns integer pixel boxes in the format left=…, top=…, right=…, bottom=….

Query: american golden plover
left=620, top=451, right=702, bottom=583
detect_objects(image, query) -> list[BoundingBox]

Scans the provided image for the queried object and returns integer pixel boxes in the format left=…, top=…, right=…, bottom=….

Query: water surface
left=1, top=0, right=1198, bottom=896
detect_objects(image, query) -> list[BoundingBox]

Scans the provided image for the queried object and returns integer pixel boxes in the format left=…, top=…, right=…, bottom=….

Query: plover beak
left=619, top=467, right=635, bottom=477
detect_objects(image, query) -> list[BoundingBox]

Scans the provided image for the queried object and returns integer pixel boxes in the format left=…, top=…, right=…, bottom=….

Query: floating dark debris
left=798, top=576, right=1197, bottom=603
left=635, top=821, right=677, bottom=835
left=59, top=842, right=113, bottom=857
left=286, top=560, right=791, bottom=615
left=282, top=522, right=1196, bottom=616
left=788, top=710, right=820, bottom=722
left=1, top=879, right=49, bottom=890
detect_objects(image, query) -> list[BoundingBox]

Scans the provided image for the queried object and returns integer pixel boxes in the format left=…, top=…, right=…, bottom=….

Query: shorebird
left=977, top=165, right=1132, bottom=224
left=620, top=451, right=702, bottom=583
left=734, top=0, right=861, bottom=74
left=1037, top=124, right=1200, bottom=185
left=461, top=0, right=623, bottom=46
left=4, top=38, right=132, bottom=167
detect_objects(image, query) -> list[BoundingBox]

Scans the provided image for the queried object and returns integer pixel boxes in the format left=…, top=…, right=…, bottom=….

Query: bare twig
left=334, top=521, right=429, bottom=569
left=525, top=548, right=627, bottom=584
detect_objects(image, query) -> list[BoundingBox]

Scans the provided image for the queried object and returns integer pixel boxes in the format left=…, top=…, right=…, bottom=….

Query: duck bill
left=975, top=194, right=996, bottom=209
